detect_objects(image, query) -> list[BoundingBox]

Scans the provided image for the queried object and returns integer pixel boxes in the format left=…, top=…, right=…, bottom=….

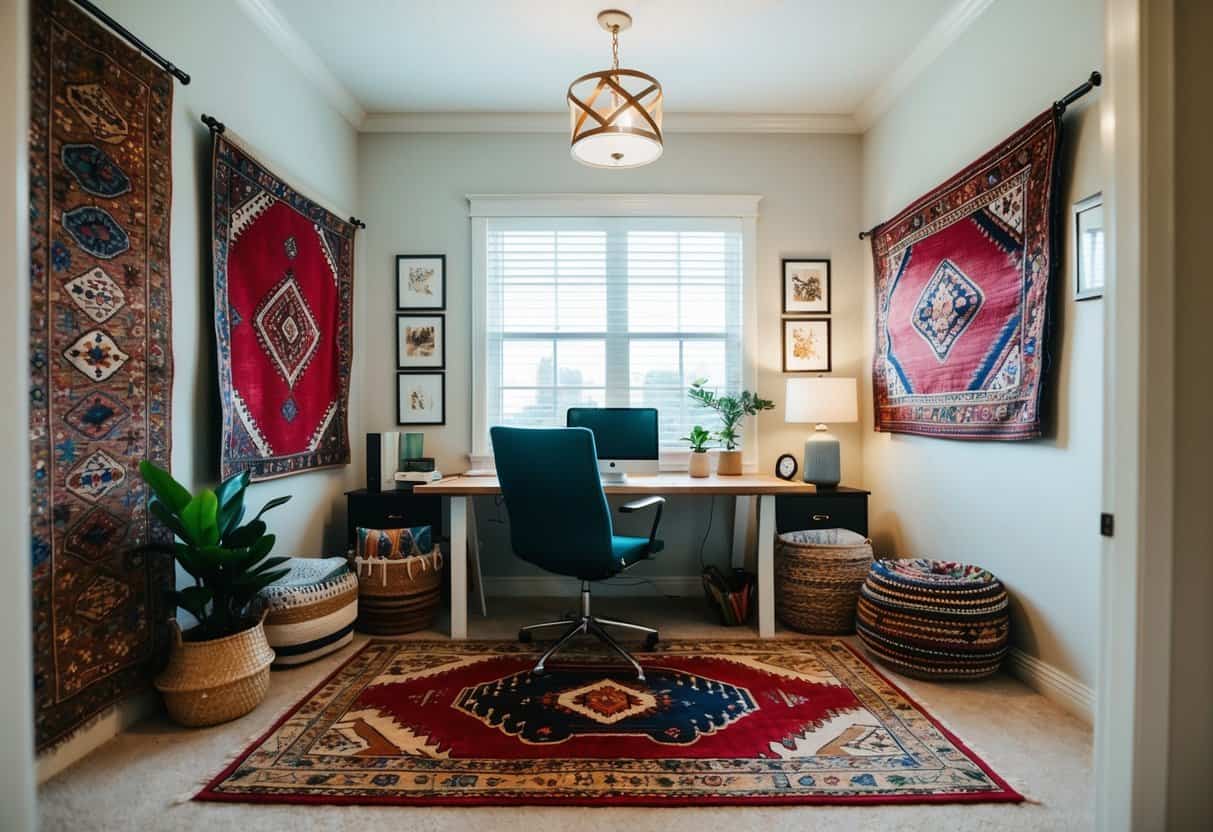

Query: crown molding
left=853, top=0, right=997, bottom=129
left=235, top=0, right=366, bottom=128
left=361, top=111, right=860, bottom=134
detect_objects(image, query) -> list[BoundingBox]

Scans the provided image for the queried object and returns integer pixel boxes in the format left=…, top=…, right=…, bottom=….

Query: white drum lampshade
left=785, top=377, right=858, bottom=487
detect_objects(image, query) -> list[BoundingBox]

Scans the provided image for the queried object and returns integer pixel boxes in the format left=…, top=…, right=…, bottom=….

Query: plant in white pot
left=688, top=379, right=775, bottom=476
left=681, top=425, right=713, bottom=477
left=139, top=461, right=291, bottom=727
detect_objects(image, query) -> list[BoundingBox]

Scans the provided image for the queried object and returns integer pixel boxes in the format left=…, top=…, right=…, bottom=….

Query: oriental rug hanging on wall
left=212, top=135, right=355, bottom=481
left=195, top=639, right=1022, bottom=807
left=29, top=0, right=174, bottom=751
left=870, top=109, right=1063, bottom=439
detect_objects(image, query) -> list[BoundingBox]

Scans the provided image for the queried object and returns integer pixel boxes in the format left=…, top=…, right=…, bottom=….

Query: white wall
left=860, top=0, right=1104, bottom=690
left=357, top=131, right=862, bottom=581
left=38, top=0, right=361, bottom=780
left=1, top=0, right=36, bottom=826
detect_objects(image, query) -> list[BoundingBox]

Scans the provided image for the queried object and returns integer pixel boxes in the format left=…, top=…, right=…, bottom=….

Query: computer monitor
left=566, top=407, right=659, bottom=483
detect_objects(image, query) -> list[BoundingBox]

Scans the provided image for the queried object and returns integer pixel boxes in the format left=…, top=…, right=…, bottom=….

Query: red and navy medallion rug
left=212, top=134, right=356, bottom=481
left=29, top=0, right=174, bottom=751
left=196, top=639, right=1023, bottom=807
left=870, top=109, right=1062, bottom=439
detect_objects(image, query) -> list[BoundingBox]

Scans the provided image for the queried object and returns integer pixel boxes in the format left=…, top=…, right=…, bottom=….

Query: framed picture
left=396, top=255, right=446, bottom=310
left=397, top=372, right=445, bottom=425
left=396, top=313, right=445, bottom=369
left=1074, top=193, right=1104, bottom=300
left=783, top=318, right=832, bottom=372
left=782, top=258, right=831, bottom=315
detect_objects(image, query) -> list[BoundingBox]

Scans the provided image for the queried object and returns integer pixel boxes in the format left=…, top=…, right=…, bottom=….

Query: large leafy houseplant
left=687, top=378, right=775, bottom=450
left=139, top=461, right=291, bottom=641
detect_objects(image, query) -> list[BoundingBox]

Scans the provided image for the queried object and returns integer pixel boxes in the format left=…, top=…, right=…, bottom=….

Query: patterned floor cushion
left=856, top=558, right=1010, bottom=680
left=259, top=557, right=358, bottom=667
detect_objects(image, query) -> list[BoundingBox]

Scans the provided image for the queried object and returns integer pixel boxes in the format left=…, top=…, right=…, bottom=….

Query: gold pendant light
left=567, top=9, right=663, bottom=168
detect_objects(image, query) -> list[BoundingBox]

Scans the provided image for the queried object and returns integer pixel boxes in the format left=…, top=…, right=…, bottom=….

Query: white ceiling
left=270, top=0, right=970, bottom=126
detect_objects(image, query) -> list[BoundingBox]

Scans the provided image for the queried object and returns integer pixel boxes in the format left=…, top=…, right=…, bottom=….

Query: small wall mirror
left=1074, top=193, right=1104, bottom=300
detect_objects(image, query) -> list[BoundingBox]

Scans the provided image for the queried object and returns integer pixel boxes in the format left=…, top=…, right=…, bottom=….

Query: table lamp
left=785, top=377, right=858, bottom=487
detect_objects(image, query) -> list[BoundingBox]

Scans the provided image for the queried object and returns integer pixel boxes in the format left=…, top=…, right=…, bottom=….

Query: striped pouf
left=856, top=559, right=1010, bottom=680
left=259, top=557, right=359, bottom=667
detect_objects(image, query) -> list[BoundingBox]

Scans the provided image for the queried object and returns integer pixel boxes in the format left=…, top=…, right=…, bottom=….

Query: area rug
left=195, top=639, right=1022, bottom=806
left=212, top=134, right=355, bottom=481
left=870, top=108, right=1062, bottom=439
left=28, top=0, right=174, bottom=751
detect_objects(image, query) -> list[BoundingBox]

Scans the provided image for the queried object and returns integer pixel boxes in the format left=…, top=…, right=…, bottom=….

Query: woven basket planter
left=856, top=558, right=1010, bottom=680
left=352, top=550, right=444, bottom=635
left=154, top=614, right=275, bottom=727
left=775, top=528, right=874, bottom=634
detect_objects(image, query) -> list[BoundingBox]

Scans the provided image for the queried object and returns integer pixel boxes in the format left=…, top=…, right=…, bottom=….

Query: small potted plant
left=139, top=461, right=291, bottom=727
left=681, top=425, right=713, bottom=477
left=688, top=379, right=775, bottom=476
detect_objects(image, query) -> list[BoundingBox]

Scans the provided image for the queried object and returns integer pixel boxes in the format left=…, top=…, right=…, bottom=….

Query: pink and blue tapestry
left=870, top=109, right=1062, bottom=440
left=212, top=135, right=355, bottom=480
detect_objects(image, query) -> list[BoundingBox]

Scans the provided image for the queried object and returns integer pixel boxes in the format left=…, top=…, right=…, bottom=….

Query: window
left=470, top=195, right=760, bottom=468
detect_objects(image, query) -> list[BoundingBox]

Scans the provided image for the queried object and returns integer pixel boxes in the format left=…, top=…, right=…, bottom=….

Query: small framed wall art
left=397, top=372, right=446, bottom=425
left=396, top=255, right=446, bottom=311
left=783, top=318, right=832, bottom=372
left=396, top=313, right=445, bottom=370
left=782, top=258, right=831, bottom=315
left=1073, top=193, right=1104, bottom=300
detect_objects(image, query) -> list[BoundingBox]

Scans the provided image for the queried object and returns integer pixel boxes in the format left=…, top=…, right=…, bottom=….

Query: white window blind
left=481, top=216, right=746, bottom=457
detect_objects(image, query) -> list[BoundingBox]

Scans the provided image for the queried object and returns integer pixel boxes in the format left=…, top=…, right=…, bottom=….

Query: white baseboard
left=37, top=690, right=156, bottom=783
left=1005, top=647, right=1094, bottom=724
left=483, top=575, right=702, bottom=599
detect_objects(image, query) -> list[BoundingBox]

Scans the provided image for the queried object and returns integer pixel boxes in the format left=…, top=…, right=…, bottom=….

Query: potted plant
left=688, top=379, right=775, bottom=476
left=681, top=425, right=714, bottom=477
left=139, top=461, right=291, bottom=727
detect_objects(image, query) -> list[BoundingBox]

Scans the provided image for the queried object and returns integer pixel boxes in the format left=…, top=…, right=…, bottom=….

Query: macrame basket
left=351, top=550, right=444, bottom=634
left=154, top=612, right=275, bottom=727
left=775, top=528, right=874, bottom=634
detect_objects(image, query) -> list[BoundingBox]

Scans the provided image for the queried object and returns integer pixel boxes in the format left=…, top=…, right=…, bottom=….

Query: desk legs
left=450, top=496, right=468, bottom=640
left=756, top=494, right=776, bottom=638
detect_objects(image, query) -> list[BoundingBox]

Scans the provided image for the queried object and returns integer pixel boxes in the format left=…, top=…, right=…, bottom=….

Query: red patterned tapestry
left=871, top=110, right=1062, bottom=439
left=29, top=0, right=174, bottom=750
left=212, top=135, right=354, bottom=481
left=195, top=639, right=1022, bottom=807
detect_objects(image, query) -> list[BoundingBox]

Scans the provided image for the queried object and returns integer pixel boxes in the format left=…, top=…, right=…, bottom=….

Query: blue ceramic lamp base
left=803, top=425, right=841, bottom=487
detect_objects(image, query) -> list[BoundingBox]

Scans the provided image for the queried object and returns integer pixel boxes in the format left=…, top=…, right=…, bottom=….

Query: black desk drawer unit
left=346, top=488, right=444, bottom=548
left=775, top=486, right=869, bottom=537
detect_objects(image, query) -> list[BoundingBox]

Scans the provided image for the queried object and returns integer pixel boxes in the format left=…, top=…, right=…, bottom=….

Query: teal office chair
left=490, top=426, right=665, bottom=679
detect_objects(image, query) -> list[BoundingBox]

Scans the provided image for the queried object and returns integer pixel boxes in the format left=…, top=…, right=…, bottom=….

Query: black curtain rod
left=201, top=114, right=367, bottom=230
left=69, top=0, right=190, bottom=84
left=858, top=70, right=1103, bottom=241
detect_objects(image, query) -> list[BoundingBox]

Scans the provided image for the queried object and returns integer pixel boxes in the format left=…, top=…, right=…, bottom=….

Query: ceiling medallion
left=567, top=9, right=664, bottom=169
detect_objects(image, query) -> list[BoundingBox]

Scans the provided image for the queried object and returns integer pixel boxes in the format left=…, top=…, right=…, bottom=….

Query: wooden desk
left=415, top=473, right=816, bottom=640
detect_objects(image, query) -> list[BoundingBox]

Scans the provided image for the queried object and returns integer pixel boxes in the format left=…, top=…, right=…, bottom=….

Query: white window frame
left=469, top=193, right=761, bottom=471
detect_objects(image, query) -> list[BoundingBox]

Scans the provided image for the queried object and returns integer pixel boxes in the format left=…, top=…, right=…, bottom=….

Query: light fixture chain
left=611, top=25, right=620, bottom=70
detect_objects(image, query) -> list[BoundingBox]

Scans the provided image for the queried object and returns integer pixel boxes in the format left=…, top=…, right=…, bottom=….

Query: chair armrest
left=619, top=496, right=665, bottom=554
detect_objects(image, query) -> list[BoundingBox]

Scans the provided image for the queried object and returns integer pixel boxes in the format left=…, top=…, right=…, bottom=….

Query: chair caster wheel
left=644, top=633, right=659, bottom=650
left=518, top=629, right=532, bottom=643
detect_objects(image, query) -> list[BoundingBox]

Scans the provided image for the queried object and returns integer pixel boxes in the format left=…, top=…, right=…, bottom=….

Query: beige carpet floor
left=38, top=597, right=1093, bottom=831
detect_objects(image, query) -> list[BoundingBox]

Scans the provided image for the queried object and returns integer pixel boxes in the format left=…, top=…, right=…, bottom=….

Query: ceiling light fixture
left=567, top=9, right=663, bottom=169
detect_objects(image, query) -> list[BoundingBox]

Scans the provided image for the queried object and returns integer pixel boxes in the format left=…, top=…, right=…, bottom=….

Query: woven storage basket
left=775, top=528, right=874, bottom=634
left=352, top=550, right=444, bottom=634
left=856, top=558, right=1010, bottom=680
left=154, top=613, right=275, bottom=727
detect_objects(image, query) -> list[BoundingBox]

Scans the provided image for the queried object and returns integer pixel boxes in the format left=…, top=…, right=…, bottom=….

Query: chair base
left=518, top=582, right=658, bottom=680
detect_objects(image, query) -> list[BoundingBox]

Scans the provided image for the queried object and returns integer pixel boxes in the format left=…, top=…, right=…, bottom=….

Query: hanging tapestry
left=29, top=0, right=174, bottom=751
left=870, top=109, right=1062, bottom=439
left=212, top=135, right=355, bottom=481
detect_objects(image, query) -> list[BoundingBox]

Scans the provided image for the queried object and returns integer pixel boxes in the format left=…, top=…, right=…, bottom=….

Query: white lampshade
left=785, top=377, right=858, bottom=425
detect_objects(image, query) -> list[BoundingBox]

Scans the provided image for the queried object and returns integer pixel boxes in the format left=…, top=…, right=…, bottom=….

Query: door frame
left=1096, top=0, right=1175, bottom=828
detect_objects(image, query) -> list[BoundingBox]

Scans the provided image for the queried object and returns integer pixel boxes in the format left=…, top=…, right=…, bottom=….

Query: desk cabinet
left=776, top=486, right=869, bottom=537
left=346, top=488, right=444, bottom=548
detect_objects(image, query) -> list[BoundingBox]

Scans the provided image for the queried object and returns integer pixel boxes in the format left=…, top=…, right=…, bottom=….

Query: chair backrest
left=490, top=426, right=615, bottom=576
